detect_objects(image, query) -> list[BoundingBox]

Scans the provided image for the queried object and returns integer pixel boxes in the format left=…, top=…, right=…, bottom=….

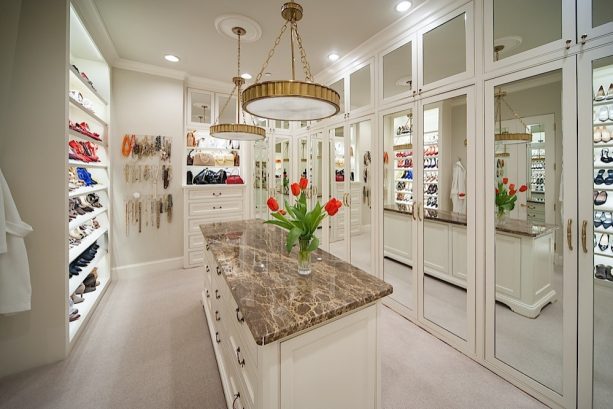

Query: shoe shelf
left=69, top=129, right=106, bottom=146
left=594, top=276, right=613, bottom=289
left=68, top=159, right=108, bottom=168
left=69, top=184, right=108, bottom=198
left=69, top=65, right=108, bottom=106
left=593, top=100, right=613, bottom=107
left=69, top=206, right=108, bottom=230
left=594, top=227, right=613, bottom=235
left=69, top=249, right=107, bottom=295
left=594, top=121, right=613, bottom=127
left=594, top=142, right=613, bottom=148
left=69, top=97, right=108, bottom=128
left=69, top=268, right=110, bottom=342
left=69, top=224, right=109, bottom=264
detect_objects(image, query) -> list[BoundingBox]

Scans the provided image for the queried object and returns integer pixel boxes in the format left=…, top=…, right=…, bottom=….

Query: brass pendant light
left=210, top=27, right=266, bottom=141
left=241, top=2, right=341, bottom=121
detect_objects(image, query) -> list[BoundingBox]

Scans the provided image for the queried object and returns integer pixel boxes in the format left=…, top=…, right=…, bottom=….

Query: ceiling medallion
left=241, top=2, right=340, bottom=121
left=210, top=27, right=266, bottom=141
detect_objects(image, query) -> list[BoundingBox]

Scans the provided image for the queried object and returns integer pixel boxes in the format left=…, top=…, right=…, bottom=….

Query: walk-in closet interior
left=1, top=0, right=613, bottom=408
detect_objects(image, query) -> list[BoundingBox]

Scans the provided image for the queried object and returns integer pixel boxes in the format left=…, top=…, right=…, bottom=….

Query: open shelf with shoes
left=66, top=5, right=112, bottom=347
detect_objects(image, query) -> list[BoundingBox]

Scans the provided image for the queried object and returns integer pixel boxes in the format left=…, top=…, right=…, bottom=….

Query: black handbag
left=208, top=169, right=227, bottom=184
left=193, top=169, right=208, bottom=184
left=187, top=150, right=194, bottom=165
left=186, top=171, right=193, bottom=185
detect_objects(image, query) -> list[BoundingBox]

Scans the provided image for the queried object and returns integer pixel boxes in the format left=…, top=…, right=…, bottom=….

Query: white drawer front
left=187, top=249, right=204, bottom=266
left=188, top=187, right=244, bottom=201
left=188, top=199, right=243, bottom=218
left=188, top=233, right=204, bottom=250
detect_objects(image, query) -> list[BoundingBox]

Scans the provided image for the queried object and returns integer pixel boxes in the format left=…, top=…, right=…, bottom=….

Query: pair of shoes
left=71, top=283, right=86, bottom=304
left=594, top=264, right=613, bottom=281
left=424, top=145, right=438, bottom=156
left=69, top=140, right=100, bottom=163
left=69, top=90, right=95, bottom=113
left=395, top=151, right=411, bottom=158
left=594, top=169, right=613, bottom=185
left=425, top=184, right=438, bottom=194
left=83, top=268, right=101, bottom=293
left=594, top=126, right=612, bottom=143
left=601, top=149, right=613, bottom=163
left=69, top=242, right=100, bottom=277
left=597, top=106, right=613, bottom=122
left=69, top=121, right=101, bottom=141
left=595, top=84, right=613, bottom=101
left=426, top=197, right=438, bottom=208
left=424, top=158, right=438, bottom=168
left=598, top=233, right=611, bottom=251
left=594, top=211, right=613, bottom=229
left=76, top=167, right=98, bottom=187
left=595, top=190, right=609, bottom=206
left=402, top=170, right=413, bottom=180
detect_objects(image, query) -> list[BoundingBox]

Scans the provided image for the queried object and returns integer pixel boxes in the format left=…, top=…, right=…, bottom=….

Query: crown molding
left=71, top=0, right=119, bottom=64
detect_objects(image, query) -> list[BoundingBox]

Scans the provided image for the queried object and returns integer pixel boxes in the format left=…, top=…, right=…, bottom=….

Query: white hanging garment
left=451, top=160, right=467, bottom=214
left=0, top=168, right=33, bottom=314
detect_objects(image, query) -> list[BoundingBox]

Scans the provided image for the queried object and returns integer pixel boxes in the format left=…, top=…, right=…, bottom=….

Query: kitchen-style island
left=200, top=220, right=393, bottom=409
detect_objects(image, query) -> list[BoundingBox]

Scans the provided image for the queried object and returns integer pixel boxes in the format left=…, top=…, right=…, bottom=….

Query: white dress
left=451, top=160, right=467, bottom=214
left=0, top=168, right=33, bottom=314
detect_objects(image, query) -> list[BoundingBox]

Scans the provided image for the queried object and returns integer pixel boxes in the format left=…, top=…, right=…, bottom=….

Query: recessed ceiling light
left=241, top=73, right=252, bottom=80
left=395, top=1, right=412, bottom=12
left=328, top=53, right=340, bottom=62
left=164, top=54, right=180, bottom=62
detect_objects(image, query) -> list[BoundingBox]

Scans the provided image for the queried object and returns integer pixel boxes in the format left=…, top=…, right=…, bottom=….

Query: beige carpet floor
left=0, top=267, right=546, bottom=409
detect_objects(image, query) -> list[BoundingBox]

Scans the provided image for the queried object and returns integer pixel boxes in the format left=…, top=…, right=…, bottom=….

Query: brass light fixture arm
left=254, top=22, right=289, bottom=84
left=292, top=23, right=314, bottom=82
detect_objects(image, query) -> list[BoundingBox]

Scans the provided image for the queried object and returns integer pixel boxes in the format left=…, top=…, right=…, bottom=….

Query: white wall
left=110, top=68, right=184, bottom=270
left=0, top=0, right=69, bottom=377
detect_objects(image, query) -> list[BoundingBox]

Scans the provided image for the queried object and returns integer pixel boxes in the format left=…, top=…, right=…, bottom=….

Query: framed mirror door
left=253, top=138, right=270, bottom=220
left=485, top=60, right=577, bottom=408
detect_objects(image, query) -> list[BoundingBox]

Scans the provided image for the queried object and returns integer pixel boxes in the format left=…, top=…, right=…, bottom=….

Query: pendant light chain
left=214, top=83, right=238, bottom=125
left=498, top=92, right=530, bottom=132
left=254, top=22, right=289, bottom=84
left=292, top=23, right=313, bottom=82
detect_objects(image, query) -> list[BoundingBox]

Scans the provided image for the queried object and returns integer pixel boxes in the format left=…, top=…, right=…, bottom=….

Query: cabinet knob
left=205, top=243, right=210, bottom=250
left=216, top=266, right=221, bottom=276
left=236, top=307, right=245, bottom=323
left=580, top=34, right=587, bottom=45
left=565, top=39, right=572, bottom=49
left=206, top=265, right=210, bottom=272
left=215, top=310, right=221, bottom=321
left=236, top=347, right=245, bottom=367
left=206, top=290, right=210, bottom=298
left=215, top=289, right=221, bottom=300
left=215, top=331, right=221, bottom=343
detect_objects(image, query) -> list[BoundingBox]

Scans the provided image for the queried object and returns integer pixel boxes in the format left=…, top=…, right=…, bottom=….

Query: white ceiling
left=92, top=0, right=417, bottom=83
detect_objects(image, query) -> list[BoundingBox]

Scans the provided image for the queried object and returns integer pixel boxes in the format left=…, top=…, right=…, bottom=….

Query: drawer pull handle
left=236, top=307, right=244, bottom=323
left=215, top=289, right=221, bottom=300
left=206, top=290, right=210, bottom=298
left=236, top=347, right=245, bottom=367
left=232, top=393, right=241, bottom=409
left=205, top=243, right=210, bottom=250
left=582, top=220, right=588, bottom=254
left=215, top=310, right=221, bottom=321
left=215, top=331, right=221, bottom=343
left=213, top=192, right=223, bottom=197
left=566, top=219, right=573, bottom=251
left=213, top=206, right=223, bottom=210
left=206, top=265, right=210, bottom=272
left=216, top=266, right=221, bottom=276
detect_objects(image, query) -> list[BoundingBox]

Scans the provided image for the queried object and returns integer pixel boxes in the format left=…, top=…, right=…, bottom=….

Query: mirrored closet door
left=485, top=60, right=577, bottom=408
left=417, top=87, right=474, bottom=351
left=578, top=45, right=613, bottom=409
left=381, top=106, right=418, bottom=312
left=273, top=136, right=293, bottom=208
left=253, top=139, right=270, bottom=220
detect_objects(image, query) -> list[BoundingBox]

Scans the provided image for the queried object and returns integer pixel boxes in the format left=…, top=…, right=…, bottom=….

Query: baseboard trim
left=112, top=257, right=183, bottom=279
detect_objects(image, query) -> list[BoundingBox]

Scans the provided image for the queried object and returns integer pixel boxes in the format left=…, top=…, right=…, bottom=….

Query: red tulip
left=291, top=183, right=301, bottom=196
left=509, top=189, right=516, bottom=196
left=267, top=197, right=279, bottom=212
left=325, top=198, right=343, bottom=216
left=278, top=209, right=287, bottom=215
left=299, top=177, right=308, bottom=190
left=509, top=183, right=515, bottom=191
left=519, top=185, right=527, bottom=192
left=495, top=188, right=499, bottom=195
left=502, top=177, right=508, bottom=184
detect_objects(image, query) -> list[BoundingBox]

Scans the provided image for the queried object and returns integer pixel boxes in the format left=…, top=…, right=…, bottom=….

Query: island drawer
left=222, top=332, right=257, bottom=409
left=188, top=200, right=243, bottom=218
left=219, top=283, right=258, bottom=369
left=188, top=187, right=244, bottom=201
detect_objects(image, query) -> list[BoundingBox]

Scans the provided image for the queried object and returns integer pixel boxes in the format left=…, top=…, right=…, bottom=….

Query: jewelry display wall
left=120, top=134, right=174, bottom=235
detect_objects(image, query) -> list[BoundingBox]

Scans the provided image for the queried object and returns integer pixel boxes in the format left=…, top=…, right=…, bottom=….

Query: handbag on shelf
left=187, top=150, right=194, bottom=165
left=208, top=169, right=227, bottom=184
left=186, top=171, right=193, bottom=185
left=223, top=152, right=235, bottom=166
left=226, top=169, right=244, bottom=184
left=193, top=151, right=215, bottom=166
left=193, top=169, right=208, bottom=184
left=214, top=152, right=225, bottom=166
left=186, top=131, right=196, bottom=147
left=335, top=169, right=344, bottom=182
left=232, top=151, right=240, bottom=166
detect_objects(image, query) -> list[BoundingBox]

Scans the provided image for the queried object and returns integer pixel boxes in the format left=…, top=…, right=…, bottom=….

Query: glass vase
left=496, top=208, right=509, bottom=224
left=297, top=238, right=312, bottom=276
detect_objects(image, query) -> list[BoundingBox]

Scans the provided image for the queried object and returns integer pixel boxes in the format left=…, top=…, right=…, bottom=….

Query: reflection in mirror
left=349, top=120, right=373, bottom=274
left=593, top=0, right=613, bottom=28
left=493, top=0, right=561, bottom=61
left=330, top=79, right=345, bottom=114
left=218, top=95, right=237, bottom=124
left=191, top=92, right=211, bottom=123
left=254, top=140, right=269, bottom=220
left=493, top=70, right=563, bottom=393
left=592, top=56, right=613, bottom=408
left=329, top=126, right=348, bottom=261
left=274, top=137, right=291, bottom=206
left=309, top=133, right=324, bottom=242
left=423, top=13, right=466, bottom=85
left=422, top=95, right=468, bottom=339
left=383, top=42, right=413, bottom=99
left=383, top=109, right=414, bottom=308
left=350, top=65, right=371, bottom=111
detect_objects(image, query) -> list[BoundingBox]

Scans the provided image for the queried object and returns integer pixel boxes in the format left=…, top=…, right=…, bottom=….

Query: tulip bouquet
left=265, top=177, right=343, bottom=275
left=495, top=177, right=527, bottom=222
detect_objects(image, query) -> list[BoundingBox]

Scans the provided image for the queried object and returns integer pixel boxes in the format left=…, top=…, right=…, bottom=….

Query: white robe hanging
left=0, top=168, right=33, bottom=314
left=451, top=160, right=466, bottom=214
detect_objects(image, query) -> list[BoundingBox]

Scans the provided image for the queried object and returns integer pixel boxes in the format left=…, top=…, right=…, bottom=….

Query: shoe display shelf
left=423, top=106, right=440, bottom=210
left=394, top=144, right=413, bottom=205
left=66, top=5, right=112, bottom=345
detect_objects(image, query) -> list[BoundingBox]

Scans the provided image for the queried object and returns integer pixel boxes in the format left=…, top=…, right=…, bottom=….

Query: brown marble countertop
left=200, top=220, right=393, bottom=346
left=383, top=204, right=556, bottom=238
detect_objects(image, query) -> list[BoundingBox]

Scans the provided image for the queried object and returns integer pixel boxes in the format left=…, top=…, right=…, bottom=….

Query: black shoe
left=595, top=169, right=606, bottom=185
left=595, top=264, right=608, bottom=279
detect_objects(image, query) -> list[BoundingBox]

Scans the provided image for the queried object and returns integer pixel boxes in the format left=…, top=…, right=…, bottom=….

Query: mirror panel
left=274, top=137, right=291, bottom=207
left=493, top=0, right=562, bottom=61
left=254, top=140, right=269, bottom=220
left=309, top=132, right=324, bottom=242
left=422, top=95, right=468, bottom=339
left=329, top=126, right=349, bottom=262
left=593, top=0, right=613, bottom=28
left=217, top=95, right=237, bottom=124
left=190, top=91, right=211, bottom=124
left=350, top=65, right=372, bottom=111
left=383, top=109, right=415, bottom=308
left=383, top=42, right=413, bottom=99
left=492, top=70, right=563, bottom=393
left=330, top=79, right=345, bottom=114
left=423, top=13, right=466, bottom=85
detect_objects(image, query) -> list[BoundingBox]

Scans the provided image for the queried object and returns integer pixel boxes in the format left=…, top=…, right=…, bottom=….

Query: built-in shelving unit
left=66, top=5, right=112, bottom=345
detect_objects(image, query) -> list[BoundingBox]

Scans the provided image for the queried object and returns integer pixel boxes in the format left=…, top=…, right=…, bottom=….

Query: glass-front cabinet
left=577, top=0, right=613, bottom=45
left=380, top=36, right=417, bottom=104
left=187, top=89, right=213, bottom=127
left=578, top=45, right=613, bottom=409
left=253, top=139, right=270, bottom=220
left=326, top=60, right=374, bottom=120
